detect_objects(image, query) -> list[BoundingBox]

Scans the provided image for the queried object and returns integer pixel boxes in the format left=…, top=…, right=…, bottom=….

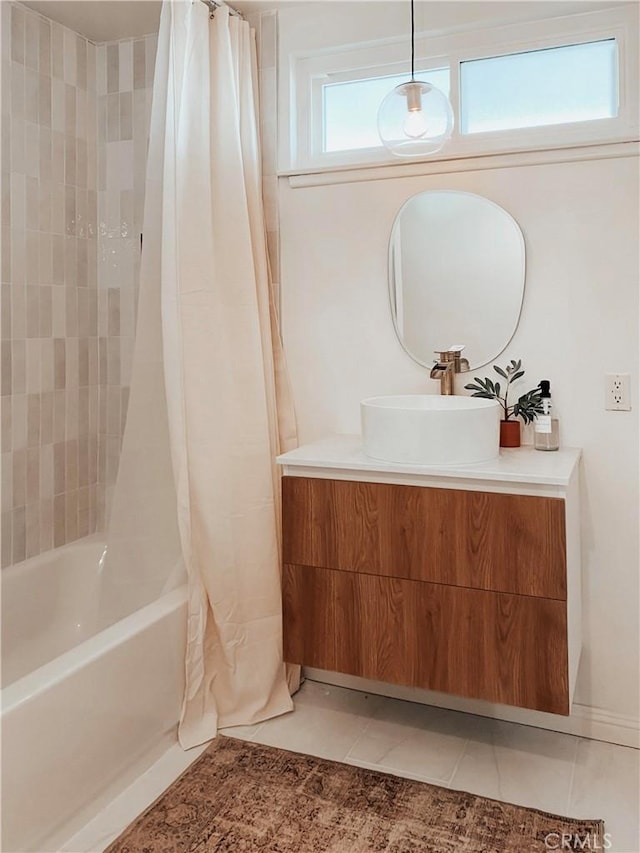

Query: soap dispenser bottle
left=534, top=380, right=560, bottom=451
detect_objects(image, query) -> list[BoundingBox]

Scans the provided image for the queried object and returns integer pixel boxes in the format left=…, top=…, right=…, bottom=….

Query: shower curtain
left=107, top=0, right=300, bottom=749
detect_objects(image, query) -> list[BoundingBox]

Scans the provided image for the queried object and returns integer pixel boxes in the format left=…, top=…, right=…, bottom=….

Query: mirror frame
left=388, top=190, right=526, bottom=370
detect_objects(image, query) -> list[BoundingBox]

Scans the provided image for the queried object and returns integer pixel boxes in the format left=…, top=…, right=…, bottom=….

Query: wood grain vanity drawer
left=283, top=476, right=567, bottom=600
left=283, top=563, right=570, bottom=715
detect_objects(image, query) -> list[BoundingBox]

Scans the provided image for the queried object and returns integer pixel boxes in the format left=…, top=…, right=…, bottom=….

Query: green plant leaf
left=511, top=370, right=525, bottom=382
left=493, top=365, right=508, bottom=379
left=512, top=386, right=545, bottom=424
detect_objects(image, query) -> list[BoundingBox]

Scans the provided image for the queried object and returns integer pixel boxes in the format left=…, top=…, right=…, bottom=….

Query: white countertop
left=277, top=434, right=582, bottom=487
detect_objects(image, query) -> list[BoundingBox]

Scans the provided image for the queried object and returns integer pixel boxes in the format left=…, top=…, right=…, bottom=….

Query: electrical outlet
left=605, top=374, right=631, bottom=411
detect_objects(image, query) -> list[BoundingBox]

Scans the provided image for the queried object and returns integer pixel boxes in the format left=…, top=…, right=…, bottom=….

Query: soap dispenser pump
left=534, top=380, right=560, bottom=451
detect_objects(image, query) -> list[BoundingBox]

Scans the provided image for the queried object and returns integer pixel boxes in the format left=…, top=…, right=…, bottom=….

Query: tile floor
left=61, top=680, right=640, bottom=853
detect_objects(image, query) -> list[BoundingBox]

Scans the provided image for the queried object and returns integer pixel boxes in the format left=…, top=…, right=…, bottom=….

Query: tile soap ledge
left=276, top=434, right=581, bottom=488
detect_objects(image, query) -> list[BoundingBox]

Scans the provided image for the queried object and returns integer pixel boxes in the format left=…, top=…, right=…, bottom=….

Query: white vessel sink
left=361, top=395, right=500, bottom=466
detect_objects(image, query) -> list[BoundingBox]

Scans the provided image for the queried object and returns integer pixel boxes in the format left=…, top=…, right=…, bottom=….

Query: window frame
left=287, top=6, right=638, bottom=172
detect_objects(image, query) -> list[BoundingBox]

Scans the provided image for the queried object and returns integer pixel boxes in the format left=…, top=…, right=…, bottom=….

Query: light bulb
left=403, top=108, right=429, bottom=139
left=378, top=81, right=454, bottom=157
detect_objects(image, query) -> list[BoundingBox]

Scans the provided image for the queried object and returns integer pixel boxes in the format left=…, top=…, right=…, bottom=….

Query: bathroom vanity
left=278, top=436, right=582, bottom=716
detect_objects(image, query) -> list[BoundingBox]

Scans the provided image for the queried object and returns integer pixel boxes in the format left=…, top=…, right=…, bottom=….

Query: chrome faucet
left=429, top=345, right=470, bottom=395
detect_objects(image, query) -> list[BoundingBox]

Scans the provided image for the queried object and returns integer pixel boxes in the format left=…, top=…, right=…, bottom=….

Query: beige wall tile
left=26, top=446, right=39, bottom=504
left=120, top=91, right=132, bottom=140
left=106, top=92, right=119, bottom=142
left=24, top=122, right=39, bottom=178
left=39, top=18, right=51, bottom=78
left=107, top=286, right=120, bottom=336
left=133, top=40, right=145, bottom=90
left=119, top=40, right=133, bottom=92
left=11, top=338, right=25, bottom=394
left=53, top=492, right=65, bottom=546
left=51, top=24, right=63, bottom=80
left=40, top=495, right=53, bottom=551
left=40, top=337, right=54, bottom=392
left=78, top=434, right=89, bottom=487
left=11, top=392, right=25, bottom=450
left=107, top=44, right=119, bottom=94
left=53, top=389, right=65, bottom=443
left=25, top=230, right=38, bottom=285
left=65, top=335, right=78, bottom=389
left=2, top=453, right=12, bottom=512
left=25, top=337, right=41, bottom=393
left=76, top=37, right=87, bottom=91
left=39, top=284, right=52, bottom=336
left=64, top=288, right=77, bottom=338
left=52, top=285, right=65, bottom=335
left=65, top=385, right=78, bottom=438
left=40, top=390, right=54, bottom=444
left=24, top=11, right=39, bottom=71
left=51, top=76, right=64, bottom=132
left=25, top=500, right=40, bottom=557
left=39, top=125, right=52, bottom=181
left=54, top=337, right=65, bottom=390
left=1, top=510, right=12, bottom=567
left=40, top=441, right=54, bottom=499
left=65, top=488, right=78, bottom=541
left=38, top=73, right=51, bottom=127
left=64, top=235, right=77, bottom=287
left=53, top=440, right=65, bottom=494
left=1, top=397, right=11, bottom=453
left=11, top=5, right=25, bottom=66
left=12, top=447, right=26, bottom=507
left=11, top=228, right=25, bottom=285
left=1, top=283, right=10, bottom=341
left=144, top=35, right=157, bottom=88
left=38, top=177, right=51, bottom=231
left=1, top=339, right=11, bottom=396
left=65, top=437, right=78, bottom=491
left=26, top=392, right=40, bottom=447
left=63, top=29, right=76, bottom=86
left=12, top=505, right=26, bottom=562
left=107, top=336, right=120, bottom=386
left=25, top=174, right=38, bottom=228
left=11, top=62, right=25, bottom=122
left=11, top=117, right=24, bottom=174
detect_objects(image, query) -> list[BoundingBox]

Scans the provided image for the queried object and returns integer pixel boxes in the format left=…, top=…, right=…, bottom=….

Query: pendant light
left=377, top=0, right=453, bottom=157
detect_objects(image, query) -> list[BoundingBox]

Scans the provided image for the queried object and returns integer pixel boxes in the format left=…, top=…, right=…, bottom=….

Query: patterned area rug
left=106, top=737, right=603, bottom=852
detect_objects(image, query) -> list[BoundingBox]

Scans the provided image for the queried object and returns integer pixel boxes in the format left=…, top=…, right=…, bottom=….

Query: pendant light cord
left=410, top=0, right=415, bottom=81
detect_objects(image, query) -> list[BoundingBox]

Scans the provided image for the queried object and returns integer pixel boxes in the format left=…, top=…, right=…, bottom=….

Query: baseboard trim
left=303, top=668, right=639, bottom=749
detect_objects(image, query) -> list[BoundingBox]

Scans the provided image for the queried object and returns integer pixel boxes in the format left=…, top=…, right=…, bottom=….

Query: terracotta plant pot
left=500, top=420, right=521, bottom=448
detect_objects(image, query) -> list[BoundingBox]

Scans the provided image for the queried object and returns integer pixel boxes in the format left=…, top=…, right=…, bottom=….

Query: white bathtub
left=1, top=536, right=187, bottom=852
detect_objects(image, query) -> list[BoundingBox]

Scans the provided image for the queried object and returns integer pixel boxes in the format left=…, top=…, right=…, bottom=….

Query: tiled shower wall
left=1, top=3, right=100, bottom=565
left=1, top=2, right=156, bottom=566
left=1, top=5, right=273, bottom=565
left=95, top=34, right=156, bottom=527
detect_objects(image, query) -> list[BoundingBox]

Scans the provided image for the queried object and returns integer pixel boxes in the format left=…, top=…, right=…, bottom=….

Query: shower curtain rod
left=200, top=0, right=245, bottom=19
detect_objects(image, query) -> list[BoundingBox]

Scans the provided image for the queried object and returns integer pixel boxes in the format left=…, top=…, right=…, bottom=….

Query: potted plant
left=464, top=359, right=543, bottom=448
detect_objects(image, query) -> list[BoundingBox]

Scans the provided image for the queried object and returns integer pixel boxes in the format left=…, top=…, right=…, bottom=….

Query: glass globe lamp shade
left=377, top=81, right=454, bottom=157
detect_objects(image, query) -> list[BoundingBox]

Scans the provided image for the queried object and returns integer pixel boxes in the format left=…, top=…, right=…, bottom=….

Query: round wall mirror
left=388, top=190, right=525, bottom=369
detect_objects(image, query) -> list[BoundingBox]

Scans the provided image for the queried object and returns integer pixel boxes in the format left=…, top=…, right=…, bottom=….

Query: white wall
left=276, top=2, right=640, bottom=732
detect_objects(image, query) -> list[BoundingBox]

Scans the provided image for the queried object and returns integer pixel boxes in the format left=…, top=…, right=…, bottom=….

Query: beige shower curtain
left=140, top=0, right=299, bottom=749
